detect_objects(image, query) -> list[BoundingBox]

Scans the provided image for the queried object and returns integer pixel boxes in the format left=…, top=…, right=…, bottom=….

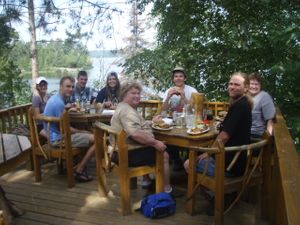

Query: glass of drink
left=206, top=109, right=213, bottom=120
left=173, top=112, right=183, bottom=128
left=84, top=101, right=91, bottom=113
left=185, top=114, right=196, bottom=129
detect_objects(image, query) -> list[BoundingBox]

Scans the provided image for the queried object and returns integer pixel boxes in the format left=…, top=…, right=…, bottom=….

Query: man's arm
left=198, top=131, right=230, bottom=160
left=266, top=119, right=274, bottom=135
left=130, top=130, right=166, bottom=151
left=215, top=131, right=230, bottom=145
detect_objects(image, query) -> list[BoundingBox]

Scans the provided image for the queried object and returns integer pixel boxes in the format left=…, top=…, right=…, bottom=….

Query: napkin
left=101, top=109, right=115, bottom=115
left=162, top=118, right=173, bottom=126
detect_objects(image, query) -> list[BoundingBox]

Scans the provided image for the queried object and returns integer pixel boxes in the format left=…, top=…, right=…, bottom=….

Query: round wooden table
left=68, top=111, right=113, bottom=132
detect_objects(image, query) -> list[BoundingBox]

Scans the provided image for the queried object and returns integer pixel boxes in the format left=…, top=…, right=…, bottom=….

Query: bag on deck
left=140, top=192, right=176, bottom=218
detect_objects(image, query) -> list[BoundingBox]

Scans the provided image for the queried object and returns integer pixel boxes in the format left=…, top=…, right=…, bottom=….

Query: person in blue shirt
left=44, top=76, right=95, bottom=182
left=96, top=71, right=120, bottom=109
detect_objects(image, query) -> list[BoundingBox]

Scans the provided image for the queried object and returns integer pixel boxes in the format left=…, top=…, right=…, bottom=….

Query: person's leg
left=163, top=151, right=171, bottom=192
left=71, top=133, right=95, bottom=181
left=75, top=144, right=95, bottom=173
left=184, top=157, right=215, bottom=177
left=167, top=146, right=183, bottom=171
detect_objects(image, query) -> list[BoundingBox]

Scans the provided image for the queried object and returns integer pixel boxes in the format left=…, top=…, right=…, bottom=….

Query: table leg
left=186, top=150, right=197, bottom=215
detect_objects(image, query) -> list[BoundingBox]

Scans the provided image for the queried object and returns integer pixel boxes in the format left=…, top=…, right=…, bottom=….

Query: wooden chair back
left=137, top=100, right=162, bottom=119
left=28, top=107, right=84, bottom=188
left=204, top=102, right=229, bottom=117
left=94, top=121, right=164, bottom=215
left=186, top=133, right=272, bottom=225
left=191, top=93, right=205, bottom=118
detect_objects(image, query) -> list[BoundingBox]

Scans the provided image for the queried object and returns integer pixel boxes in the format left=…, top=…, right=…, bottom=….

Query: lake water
left=42, top=56, right=162, bottom=98
left=44, top=56, right=124, bottom=93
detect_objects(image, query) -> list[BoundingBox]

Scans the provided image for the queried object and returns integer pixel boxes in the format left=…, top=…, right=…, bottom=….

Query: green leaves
left=123, top=0, right=300, bottom=106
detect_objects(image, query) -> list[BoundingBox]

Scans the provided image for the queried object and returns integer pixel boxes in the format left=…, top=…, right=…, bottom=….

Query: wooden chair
left=204, top=101, right=229, bottom=117
left=137, top=100, right=162, bottom=119
left=186, top=134, right=272, bottom=225
left=28, top=107, right=85, bottom=188
left=93, top=121, right=164, bottom=215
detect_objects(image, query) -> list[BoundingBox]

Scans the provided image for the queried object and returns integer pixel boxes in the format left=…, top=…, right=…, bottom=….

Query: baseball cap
left=36, top=77, right=48, bottom=85
left=172, top=67, right=186, bottom=76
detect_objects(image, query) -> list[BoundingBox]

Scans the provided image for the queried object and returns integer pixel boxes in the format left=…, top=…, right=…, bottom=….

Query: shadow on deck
left=0, top=160, right=267, bottom=225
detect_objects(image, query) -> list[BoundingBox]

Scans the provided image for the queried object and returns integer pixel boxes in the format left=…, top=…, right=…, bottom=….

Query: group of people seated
left=31, top=67, right=276, bottom=203
left=32, top=70, right=121, bottom=182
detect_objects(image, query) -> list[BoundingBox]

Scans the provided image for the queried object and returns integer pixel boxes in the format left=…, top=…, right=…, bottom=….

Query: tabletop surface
left=153, top=126, right=218, bottom=141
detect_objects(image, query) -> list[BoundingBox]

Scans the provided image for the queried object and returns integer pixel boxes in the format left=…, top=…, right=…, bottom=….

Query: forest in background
left=122, top=0, right=300, bottom=151
left=10, top=40, right=92, bottom=78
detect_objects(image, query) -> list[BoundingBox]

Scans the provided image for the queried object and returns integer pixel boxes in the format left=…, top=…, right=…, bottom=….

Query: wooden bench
left=0, top=103, right=32, bottom=173
left=0, top=133, right=31, bottom=176
left=0, top=104, right=32, bottom=225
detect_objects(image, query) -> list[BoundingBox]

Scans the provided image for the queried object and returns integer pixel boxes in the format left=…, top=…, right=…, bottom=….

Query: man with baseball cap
left=161, top=67, right=198, bottom=112
left=161, top=67, right=198, bottom=171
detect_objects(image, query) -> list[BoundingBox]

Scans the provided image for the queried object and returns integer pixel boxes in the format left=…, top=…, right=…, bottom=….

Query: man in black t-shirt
left=184, top=72, right=252, bottom=176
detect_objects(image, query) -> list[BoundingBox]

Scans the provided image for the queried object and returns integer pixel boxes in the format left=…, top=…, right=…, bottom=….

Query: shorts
left=51, top=132, right=91, bottom=148
left=196, top=157, right=215, bottom=177
left=196, top=157, right=237, bottom=177
left=71, top=133, right=91, bottom=148
left=111, top=147, right=156, bottom=167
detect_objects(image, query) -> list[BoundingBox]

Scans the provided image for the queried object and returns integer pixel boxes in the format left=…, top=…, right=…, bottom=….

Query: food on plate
left=191, top=125, right=208, bottom=133
left=153, top=119, right=171, bottom=129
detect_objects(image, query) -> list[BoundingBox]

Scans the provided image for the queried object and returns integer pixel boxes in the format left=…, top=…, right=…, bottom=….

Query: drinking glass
left=84, top=101, right=91, bottom=113
left=185, top=114, right=196, bottom=129
left=206, top=109, right=213, bottom=120
left=173, top=112, right=183, bottom=128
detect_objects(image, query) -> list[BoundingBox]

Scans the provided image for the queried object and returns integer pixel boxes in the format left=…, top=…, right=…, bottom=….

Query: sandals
left=74, top=170, right=93, bottom=183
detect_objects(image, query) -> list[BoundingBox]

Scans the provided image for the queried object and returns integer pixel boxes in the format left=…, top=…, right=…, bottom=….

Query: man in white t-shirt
left=162, top=67, right=198, bottom=171
left=162, top=67, right=198, bottom=112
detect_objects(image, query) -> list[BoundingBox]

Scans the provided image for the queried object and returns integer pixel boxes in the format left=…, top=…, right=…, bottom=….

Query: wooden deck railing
left=271, top=109, right=300, bottom=225
left=0, top=103, right=32, bottom=133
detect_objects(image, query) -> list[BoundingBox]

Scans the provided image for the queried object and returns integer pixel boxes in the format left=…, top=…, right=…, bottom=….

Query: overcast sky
left=14, top=0, right=155, bottom=51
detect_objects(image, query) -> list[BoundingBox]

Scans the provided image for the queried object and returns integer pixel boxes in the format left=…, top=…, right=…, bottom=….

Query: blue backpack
left=140, top=192, right=176, bottom=218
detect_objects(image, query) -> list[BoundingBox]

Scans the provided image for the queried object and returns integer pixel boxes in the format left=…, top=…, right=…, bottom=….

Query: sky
left=14, top=0, right=155, bottom=51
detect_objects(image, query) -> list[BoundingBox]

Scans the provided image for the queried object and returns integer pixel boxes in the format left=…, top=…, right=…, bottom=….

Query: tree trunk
left=28, top=0, right=39, bottom=93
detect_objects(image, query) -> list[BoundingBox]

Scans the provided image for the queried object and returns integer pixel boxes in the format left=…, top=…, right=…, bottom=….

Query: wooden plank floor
left=0, top=161, right=268, bottom=225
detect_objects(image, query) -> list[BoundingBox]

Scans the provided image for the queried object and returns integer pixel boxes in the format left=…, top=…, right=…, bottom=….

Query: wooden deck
left=0, top=160, right=267, bottom=225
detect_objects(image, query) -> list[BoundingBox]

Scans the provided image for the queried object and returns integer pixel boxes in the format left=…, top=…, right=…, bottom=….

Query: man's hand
left=167, top=87, right=180, bottom=98
left=198, top=152, right=208, bottom=161
left=104, top=101, right=113, bottom=108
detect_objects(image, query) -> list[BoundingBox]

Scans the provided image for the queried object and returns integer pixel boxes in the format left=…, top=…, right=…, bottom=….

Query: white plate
left=101, top=109, right=115, bottom=115
left=152, top=124, right=173, bottom=131
left=187, top=127, right=210, bottom=135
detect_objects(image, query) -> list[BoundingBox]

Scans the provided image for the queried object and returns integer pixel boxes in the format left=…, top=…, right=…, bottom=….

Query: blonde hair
left=119, top=82, right=142, bottom=101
